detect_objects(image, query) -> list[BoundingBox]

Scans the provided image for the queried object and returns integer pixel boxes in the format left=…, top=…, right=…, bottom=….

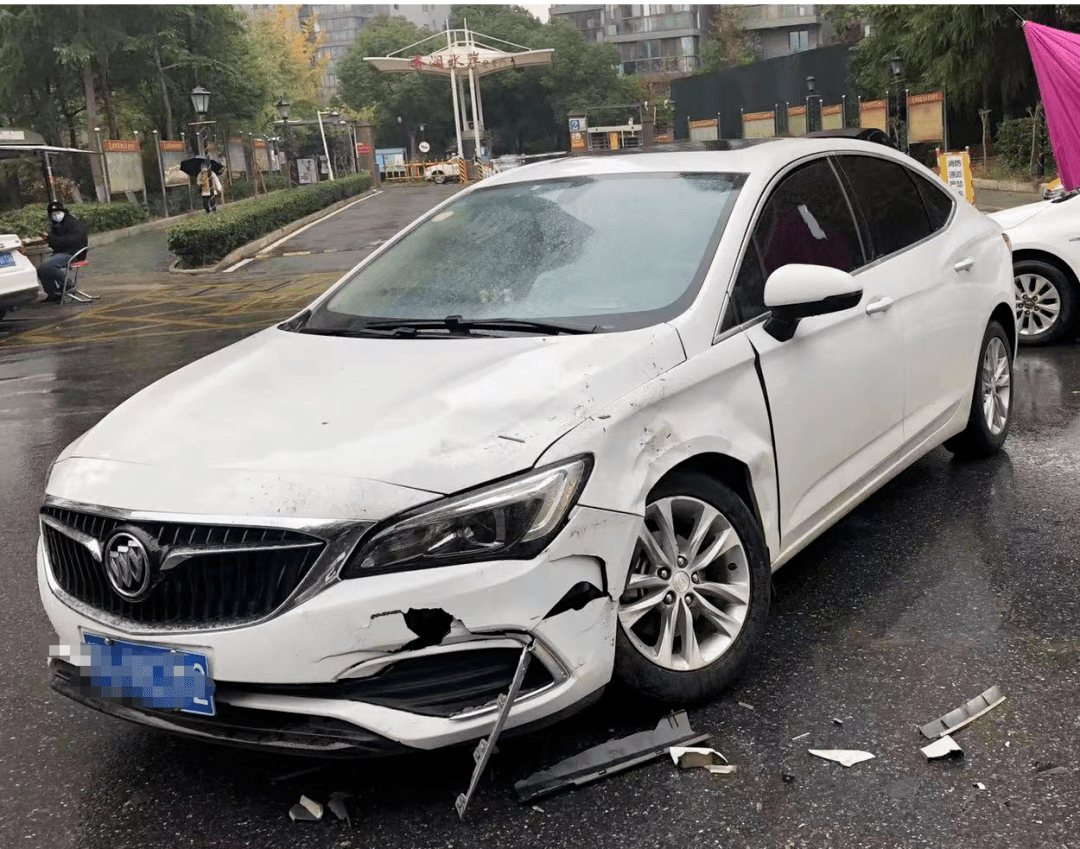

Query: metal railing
left=621, top=55, right=699, bottom=75
left=613, top=10, right=698, bottom=35
left=743, top=4, right=817, bottom=23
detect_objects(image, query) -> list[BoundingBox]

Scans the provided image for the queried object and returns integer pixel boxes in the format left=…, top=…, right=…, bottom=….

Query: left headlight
left=340, top=456, right=592, bottom=577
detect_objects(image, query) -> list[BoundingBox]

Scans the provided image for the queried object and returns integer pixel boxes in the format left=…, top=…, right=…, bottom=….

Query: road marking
left=282, top=250, right=312, bottom=257
left=223, top=257, right=254, bottom=273
left=259, top=190, right=383, bottom=254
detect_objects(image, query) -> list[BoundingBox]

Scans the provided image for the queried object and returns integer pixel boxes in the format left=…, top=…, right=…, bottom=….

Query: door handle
left=953, top=257, right=975, bottom=273
left=865, top=296, right=894, bottom=315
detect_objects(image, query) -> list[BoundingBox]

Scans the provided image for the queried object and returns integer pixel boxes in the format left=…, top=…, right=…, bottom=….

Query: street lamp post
left=190, top=86, right=211, bottom=157
left=890, top=55, right=904, bottom=152
left=275, top=99, right=295, bottom=188
left=316, top=109, right=338, bottom=181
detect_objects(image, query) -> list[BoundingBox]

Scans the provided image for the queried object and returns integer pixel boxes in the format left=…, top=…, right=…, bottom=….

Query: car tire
left=433, top=173, right=447, bottom=185
left=944, top=320, right=1013, bottom=460
left=1014, top=258, right=1076, bottom=346
left=614, top=472, right=771, bottom=704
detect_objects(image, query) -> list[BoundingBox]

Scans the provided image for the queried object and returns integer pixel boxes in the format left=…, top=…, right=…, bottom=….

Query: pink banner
left=1025, top=21, right=1080, bottom=190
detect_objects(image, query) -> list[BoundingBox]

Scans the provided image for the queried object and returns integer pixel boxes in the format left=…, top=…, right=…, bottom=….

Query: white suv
left=0, top=234, right=40, bottom=319
left=40, top=140, right=1015, bottom=755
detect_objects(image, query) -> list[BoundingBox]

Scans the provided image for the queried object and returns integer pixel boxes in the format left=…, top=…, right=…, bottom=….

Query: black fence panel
left=673, top=44, right=854, bottom=140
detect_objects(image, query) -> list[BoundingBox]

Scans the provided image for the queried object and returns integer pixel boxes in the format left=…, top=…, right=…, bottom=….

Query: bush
left=0, top=200, right=147, bottom=240
left=166, top=174, right=372, bottom=268
left=223, top=173, right=288, bottom=203
left=995, top=116, right=1056, bottom=175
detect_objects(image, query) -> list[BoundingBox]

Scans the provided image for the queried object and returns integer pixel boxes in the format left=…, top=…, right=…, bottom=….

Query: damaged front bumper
left=40, top=504, right=638, bottom=754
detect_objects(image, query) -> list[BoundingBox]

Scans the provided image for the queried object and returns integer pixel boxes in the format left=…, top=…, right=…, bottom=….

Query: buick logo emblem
left=103, top=530, right=154, bottom=601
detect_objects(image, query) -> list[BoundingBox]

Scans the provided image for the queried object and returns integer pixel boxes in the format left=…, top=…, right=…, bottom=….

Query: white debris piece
left=921, top=735, right=963, bottom=760
left=669, top=746, right=737, bottom=775
left=808, top=749, right=876, bottom=768
left=288, top=795, right=324, bottom=822
left=791, top=732, right=810, bottom=742
left=738, top=702, right=755, bottom=711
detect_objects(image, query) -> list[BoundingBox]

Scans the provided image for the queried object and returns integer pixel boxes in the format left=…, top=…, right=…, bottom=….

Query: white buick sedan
left=40, top=139, right=1015, bottom=755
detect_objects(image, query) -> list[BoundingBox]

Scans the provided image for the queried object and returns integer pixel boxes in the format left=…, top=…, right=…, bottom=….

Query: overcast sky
left=521, top=4, right=551, bottom=23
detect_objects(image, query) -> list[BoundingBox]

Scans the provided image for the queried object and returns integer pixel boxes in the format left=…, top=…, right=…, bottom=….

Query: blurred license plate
left=81, top=633, right=216, bottom=715
left=0, top=253, right=14, bottom=267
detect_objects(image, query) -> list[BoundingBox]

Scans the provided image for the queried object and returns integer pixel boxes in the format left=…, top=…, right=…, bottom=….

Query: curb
left=972, top=177, right=1041, bottom=194
left=169, top=189, right=381, bottom=274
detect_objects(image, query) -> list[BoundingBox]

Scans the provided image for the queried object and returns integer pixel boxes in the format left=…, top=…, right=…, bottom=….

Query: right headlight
left=340, top=456, right=592, bottom=578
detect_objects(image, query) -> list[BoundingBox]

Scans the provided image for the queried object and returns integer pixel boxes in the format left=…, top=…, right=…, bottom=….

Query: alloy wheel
left=981, top=336, right=1011, bottom=435
left=618, top=496, right=750, bottom=672
left=1015, top=273, right=1061, bottom=337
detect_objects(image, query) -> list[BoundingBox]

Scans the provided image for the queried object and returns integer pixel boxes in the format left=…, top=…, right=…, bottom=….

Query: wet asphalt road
left=2, top=185, right=1079, bottom=848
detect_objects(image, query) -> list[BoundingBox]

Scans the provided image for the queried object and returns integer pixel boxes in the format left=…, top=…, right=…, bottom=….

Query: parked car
left=40, top=139, right=1015, bottom=755
left=425, top=157, right=462, bottom=184
left=0, top=234, right=40, bottom=320
left=989, top=189, right=1080, bottom=345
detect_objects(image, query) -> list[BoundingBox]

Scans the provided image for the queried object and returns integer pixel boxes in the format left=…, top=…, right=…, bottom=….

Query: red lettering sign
left=102, top=139, right=141, bottom=153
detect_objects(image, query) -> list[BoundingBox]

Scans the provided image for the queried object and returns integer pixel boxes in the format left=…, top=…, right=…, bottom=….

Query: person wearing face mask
left=37, top=200, right=89, bottom=303
left=197, top=161, right=223, bottom=213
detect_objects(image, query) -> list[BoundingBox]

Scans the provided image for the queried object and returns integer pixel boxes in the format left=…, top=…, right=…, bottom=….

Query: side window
left=755, top=159, right=863, bottom=278
left=837, top=155, right=932, bottom=258
left=912, top=172, right=956, bottom=232
left=728, top=159, right=861, bottom=324
left=730, top=241, right=766, bottom=324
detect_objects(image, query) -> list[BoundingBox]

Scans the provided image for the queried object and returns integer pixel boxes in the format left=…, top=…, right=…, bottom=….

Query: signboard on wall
left=227, top=138, right=247, bottom=176
left=568, top=116, right=587, bottom=133
left=859, top=99, right=888, bottom=132
left=253, top=138, right=270, bottom=172
left=356, top=142, right=373, bottom=155
left=158, top=140, right=189, bottom=187
left=938, top=150, right=975, bottom=204
left=688, top=118, right=718, bottom=142
left=908, top=91, right=945, bottom=143
left=787, top=106, right=807, bottom=137
left=570, top=132, right=586, bottom=151
left=297, top=157, right=317, bottom=184
left=103, top=139, right=145, bottom=194
left=742, top=111, right=775, bottom=139
left=822, top=104, right=844, bottom=131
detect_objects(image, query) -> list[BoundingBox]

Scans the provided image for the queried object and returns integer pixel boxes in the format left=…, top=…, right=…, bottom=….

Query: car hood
left=57, top=324, right=686, bottom=499
left=987, top=201, right=1050, bottom=231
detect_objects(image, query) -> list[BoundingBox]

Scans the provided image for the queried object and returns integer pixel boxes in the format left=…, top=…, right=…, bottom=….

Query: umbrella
left=179, top=156, right=224, bottom=177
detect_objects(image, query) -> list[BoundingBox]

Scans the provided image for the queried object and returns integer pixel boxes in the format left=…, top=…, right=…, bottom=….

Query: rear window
left=308, top=173, right=744, bottom=332
left=837, top=155, right=932, bottom=259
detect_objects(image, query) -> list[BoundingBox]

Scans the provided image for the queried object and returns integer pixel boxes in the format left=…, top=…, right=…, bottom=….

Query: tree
left=699, top=6, right=756, bottom=73
left=247, top=5, right=329, bottom=123
left=849, top=5, right=1080, bottom=118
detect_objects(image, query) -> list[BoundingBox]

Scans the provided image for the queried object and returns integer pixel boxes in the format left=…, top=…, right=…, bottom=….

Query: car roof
left=483, top=138, right=908, bottom=185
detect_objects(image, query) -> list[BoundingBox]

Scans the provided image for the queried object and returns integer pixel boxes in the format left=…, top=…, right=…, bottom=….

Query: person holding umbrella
left=197, top=160, right=223, bottom=213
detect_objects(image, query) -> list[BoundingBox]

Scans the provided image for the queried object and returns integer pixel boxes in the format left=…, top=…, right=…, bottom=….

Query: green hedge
left=167, top=174, right=372, bottom=268
left=0, top=201, right=147, bottom=241
left=995, top=116, right=1056, bottom=175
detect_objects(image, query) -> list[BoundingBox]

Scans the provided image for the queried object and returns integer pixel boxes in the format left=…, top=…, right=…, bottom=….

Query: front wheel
left=944, top=320, right=1013, bottom=459
left=433, top=172, right=447, bottom=185
left=614, top=472, right=771, bottom=704
left=1014, top=259, right=1076, bottom=346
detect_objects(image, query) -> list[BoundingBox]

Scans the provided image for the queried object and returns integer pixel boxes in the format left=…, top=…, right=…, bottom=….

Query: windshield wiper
left=362, top=315, right=600, bottom=335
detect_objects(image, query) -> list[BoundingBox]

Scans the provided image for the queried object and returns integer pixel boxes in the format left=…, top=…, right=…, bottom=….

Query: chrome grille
left=41, top=506, right=326, bottom=626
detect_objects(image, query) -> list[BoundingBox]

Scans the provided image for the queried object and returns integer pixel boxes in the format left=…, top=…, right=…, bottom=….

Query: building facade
left=550, top=4, right=712, bottom=76
left=297, top=4, right=451, bottom=101
left=740, top=4, right=835, bottom=61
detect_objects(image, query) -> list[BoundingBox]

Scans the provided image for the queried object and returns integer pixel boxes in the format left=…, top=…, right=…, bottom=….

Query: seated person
left=37, top=201, right=88, bottom=303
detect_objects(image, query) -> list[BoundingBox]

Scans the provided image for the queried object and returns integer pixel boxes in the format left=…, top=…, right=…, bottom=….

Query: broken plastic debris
left=327, top=793, right=351, bottom=824
left=738, top=702, right=755, bottom=711
left=514, top=710, right=708, bottom=802
left=791, top=732, right=810, bottom=742
left=669, top=746, right=736, bottom=775
left=974, top=782, right=987, bottom=791
left=921, top=735, right=963, bottom=760
left=288, top=795, right=324, bottom=822
left=808, top=749, right=875, bottom=768
left=919, top=686, right=1006, bottom=739
left=832, top=718, right=844, bottom=727
left=532, top=805, right=545, bottom=814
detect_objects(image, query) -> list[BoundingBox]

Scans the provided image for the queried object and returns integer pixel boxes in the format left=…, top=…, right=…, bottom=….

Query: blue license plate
left=0, top=252, right=14, bottom=267
left=81, top=634, right=216, bottom=716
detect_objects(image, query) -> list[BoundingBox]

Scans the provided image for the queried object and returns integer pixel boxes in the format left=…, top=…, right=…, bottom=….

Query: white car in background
left=40, top=139, right=1015, bottom=756
left=425, top=156, right=463, bottom=184
left=989, top=188, right=1080, bottom=345
left=0, top=234, right=40, bottom=319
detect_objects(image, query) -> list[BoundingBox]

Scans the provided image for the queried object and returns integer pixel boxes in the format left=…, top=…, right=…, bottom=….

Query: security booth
left=0, top=128, right=101, bottom=268
left=583, top=123, right=643, bottom=151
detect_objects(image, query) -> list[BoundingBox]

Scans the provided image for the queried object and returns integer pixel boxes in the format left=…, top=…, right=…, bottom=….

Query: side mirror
left=763, top=264, right=863, bottom=342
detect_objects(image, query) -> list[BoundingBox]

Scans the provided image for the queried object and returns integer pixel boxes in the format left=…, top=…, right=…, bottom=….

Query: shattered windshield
left=306, top=172, right=744, bottom=333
